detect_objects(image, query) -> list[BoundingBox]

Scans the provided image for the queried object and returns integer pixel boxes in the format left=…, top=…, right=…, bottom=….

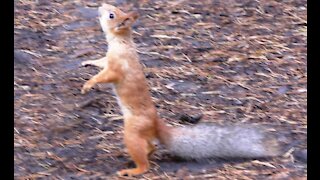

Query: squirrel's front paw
left=81, top=81, right=94, bottom=94
left=81, top=60, right=91, bottom=67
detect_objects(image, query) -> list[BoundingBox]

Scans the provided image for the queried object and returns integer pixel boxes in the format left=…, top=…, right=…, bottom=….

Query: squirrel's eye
left=109, top=13, right=114, bottom=19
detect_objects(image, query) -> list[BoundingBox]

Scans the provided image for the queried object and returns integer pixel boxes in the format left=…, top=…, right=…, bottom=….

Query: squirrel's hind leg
left=147, top=141, right=156, bottom=157
left=117, top=132, right=150, bottom=176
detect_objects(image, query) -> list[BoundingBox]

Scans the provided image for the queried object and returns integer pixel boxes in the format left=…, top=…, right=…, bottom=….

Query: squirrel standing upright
left=80, top=4, right=281, bottom=177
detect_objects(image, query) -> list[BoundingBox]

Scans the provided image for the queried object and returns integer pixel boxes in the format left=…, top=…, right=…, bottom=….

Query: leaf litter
left=14, top=0, right=306, bottom=179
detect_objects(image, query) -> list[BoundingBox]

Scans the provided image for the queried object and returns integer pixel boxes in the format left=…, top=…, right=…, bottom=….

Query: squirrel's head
left=98, top=4, right=139, bottom=35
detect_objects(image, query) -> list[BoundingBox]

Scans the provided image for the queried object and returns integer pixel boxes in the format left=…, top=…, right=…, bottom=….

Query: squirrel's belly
left=112, top=86, right=133, bottom=117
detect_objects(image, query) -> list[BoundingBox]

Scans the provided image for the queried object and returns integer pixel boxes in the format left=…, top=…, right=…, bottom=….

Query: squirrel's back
left=158, top=123, right=281, bottom=159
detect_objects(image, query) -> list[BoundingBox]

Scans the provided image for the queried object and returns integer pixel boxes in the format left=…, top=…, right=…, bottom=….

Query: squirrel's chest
left=108, top=40, right=134, bottom=55
left=112, top=85, right=133, bottom=117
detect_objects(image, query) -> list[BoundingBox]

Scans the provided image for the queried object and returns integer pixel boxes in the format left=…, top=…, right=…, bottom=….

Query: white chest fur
left=112, top=85, right=132, bottom=117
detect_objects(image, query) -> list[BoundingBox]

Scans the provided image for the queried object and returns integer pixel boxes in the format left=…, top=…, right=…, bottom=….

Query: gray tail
left=159, top=123, right=282, bottom=159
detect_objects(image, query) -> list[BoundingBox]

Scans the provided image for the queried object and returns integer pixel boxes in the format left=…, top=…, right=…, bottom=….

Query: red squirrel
left=81, top=4, right=281, bottom=176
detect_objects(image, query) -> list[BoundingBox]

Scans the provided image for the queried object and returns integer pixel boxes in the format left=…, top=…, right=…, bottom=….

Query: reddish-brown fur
left=81, top=4, right=170, bottom=176
left=81, top=4, right=281, bottom=177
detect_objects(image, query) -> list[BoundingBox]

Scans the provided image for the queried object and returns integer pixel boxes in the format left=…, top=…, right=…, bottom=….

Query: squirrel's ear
left=116, top=11, right=139, bottom=31
left=128, top=11, right=139, bottom=22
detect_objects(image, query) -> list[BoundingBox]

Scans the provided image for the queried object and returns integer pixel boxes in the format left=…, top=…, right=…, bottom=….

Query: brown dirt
left=14, top=0, right=307, bottom=179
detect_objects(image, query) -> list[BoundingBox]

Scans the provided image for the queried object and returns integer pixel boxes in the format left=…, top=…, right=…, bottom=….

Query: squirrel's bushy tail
left=156, top=120, right=281, bottom=159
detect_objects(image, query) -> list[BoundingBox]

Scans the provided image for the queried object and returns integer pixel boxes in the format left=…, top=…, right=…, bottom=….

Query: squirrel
left=80, top=4, right=281, bottom=177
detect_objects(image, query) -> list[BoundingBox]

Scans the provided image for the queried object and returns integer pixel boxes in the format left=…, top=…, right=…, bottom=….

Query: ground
left=14, top=0, right=307, bottom=179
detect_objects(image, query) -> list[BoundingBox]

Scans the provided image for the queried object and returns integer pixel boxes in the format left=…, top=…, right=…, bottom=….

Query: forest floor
left=14, top=0, right=307, bottom=179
